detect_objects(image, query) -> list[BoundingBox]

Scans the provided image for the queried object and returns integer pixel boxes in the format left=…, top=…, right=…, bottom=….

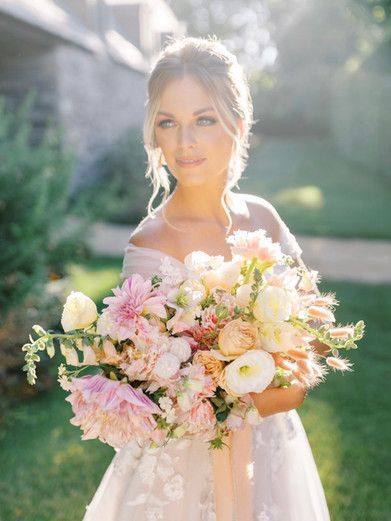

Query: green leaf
left=46, top=339, right=55, bottom=359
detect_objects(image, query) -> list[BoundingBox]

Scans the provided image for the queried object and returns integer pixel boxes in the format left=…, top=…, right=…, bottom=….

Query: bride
left=83, top=36, right=331, bottom=521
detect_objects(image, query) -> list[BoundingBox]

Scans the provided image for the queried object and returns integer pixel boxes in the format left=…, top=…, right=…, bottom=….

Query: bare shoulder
left=235, top=193, right=282, bottom=241
left=128, top=213, right=164, bottom=249
left=128, top=210, right=178, bottom=256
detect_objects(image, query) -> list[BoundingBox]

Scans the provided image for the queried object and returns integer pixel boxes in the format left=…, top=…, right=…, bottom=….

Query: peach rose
left=218, top=318, right=258, bottom=357
left=193, top=351, right=224, bottom=383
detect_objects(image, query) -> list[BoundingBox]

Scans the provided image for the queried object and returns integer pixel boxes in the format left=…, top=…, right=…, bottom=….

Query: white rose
left=61, top=292, right=98, bottom=332
left=235, top=283, right=253, bottom=308
left=169, top=337, right=192, bottom=362
left=258, top=322, right=300, bottom=353
left=153, top=352, right=180, bottom=379
left=253, top=286, right=294, bottom=323
left=219, top=350, right=275, bottom=397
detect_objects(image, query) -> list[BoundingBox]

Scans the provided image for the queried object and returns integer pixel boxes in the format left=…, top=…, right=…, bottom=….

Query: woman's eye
left=157, top=117, right=216, bottom=128
left=197, top=117, right=216, bottom=125
left=158, top=119, right=175, bottom=128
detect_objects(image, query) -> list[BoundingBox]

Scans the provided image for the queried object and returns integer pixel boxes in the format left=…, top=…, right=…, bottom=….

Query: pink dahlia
left=97, top=274, right=167, bottom=341
left=65, top=374, right=161, bottom=448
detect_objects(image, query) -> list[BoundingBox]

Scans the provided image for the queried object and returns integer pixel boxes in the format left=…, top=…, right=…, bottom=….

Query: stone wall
left=54, top=44, right=147, bottom=185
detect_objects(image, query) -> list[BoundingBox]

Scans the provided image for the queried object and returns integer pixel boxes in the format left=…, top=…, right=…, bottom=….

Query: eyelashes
left=157, top=117, right=217, bottom=128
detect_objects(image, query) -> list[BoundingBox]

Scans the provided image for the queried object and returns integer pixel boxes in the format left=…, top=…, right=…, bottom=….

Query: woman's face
left=154, top=74, right=240, bottom=188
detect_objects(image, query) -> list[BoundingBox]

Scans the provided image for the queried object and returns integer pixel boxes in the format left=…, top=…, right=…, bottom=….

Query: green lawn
left=0, top=257, right=389, bottom=520
left=241, top=137, right=391, bottom=239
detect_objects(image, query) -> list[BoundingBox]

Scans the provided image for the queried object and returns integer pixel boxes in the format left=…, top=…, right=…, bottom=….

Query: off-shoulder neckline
left=125, top=243, right=188, bottom=266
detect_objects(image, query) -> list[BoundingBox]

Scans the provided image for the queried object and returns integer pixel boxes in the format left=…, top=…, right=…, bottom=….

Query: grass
left=0, top=257, right=390, bottom=520
left=240, top=136, right=391, bottom=239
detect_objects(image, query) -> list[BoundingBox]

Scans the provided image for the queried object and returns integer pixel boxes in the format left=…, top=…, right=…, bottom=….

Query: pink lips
left=176, top=157, right=206, bottom=168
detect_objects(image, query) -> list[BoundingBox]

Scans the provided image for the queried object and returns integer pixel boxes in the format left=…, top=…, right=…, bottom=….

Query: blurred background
left=0, top=1, right=390, bottom=520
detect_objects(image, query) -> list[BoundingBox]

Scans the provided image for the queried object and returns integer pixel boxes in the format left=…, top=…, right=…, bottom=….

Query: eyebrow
left=157, top=107, right=215, bottom=117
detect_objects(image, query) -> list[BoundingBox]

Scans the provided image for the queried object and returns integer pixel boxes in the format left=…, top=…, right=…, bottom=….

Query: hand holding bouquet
left=22, top=229, right=365, bottom=449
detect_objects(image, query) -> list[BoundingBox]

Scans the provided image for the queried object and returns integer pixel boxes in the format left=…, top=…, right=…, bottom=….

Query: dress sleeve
left=277, top=217, right=322, bottom=297
left=277, top=218, right=303, bottom=260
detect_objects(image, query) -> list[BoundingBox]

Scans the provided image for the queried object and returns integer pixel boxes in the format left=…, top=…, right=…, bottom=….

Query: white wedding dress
left=82, top=221, right=331, bottom=521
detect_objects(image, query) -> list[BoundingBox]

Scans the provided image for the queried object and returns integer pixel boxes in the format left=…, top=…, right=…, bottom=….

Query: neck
left=165, top=180, right=233, bottom=227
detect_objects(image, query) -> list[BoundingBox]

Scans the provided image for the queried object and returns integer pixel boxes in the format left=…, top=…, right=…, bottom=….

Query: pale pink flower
left=120, top=348, right=161, bottom=381
left=185, top=400, right=216, bottom=434
left=326, top=356, right=353, bottom=372
left=227, top=229, right=282, bottom=262
left=97, top=275, right=167, bottom=341
left=65, top=374, right=161, bottom=448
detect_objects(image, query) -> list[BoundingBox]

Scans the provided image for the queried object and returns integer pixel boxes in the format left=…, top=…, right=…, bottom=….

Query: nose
left=177, top=125, right=196, bottom=147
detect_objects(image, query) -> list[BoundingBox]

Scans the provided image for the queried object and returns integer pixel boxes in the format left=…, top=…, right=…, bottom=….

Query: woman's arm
left=249, top=381, right=307, bottom=417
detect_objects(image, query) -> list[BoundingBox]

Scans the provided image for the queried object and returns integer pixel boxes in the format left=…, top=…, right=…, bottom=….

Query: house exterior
left=0, top=0, right=185, bottom=182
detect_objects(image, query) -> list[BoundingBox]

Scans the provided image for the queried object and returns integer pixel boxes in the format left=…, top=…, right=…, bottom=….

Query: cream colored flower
left=61, top=291, right=98, bottom=332
left=81, top=344, right=99, bottom=366
left=60, top=343, right=80, bottom=366
left=193, top=350, right=224, bottom=383
left=253, top=286, right=294, bottom=323
left=218, top=318, right=258, bottom=357
left=153, top=352, right=180, bottom=379
left=184, top=251, right=224, bottom=274
left=219, top=350, right=275, bottom=397
left=169, top=337, right=192, bottom=363
left=258, top=322, right=301, bottom=353
left=235, top=283, right=253, bottom=308
left=202, top=259, right=242, bottom=292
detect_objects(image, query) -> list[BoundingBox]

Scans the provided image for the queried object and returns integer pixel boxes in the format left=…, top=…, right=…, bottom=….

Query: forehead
left=158, top=75, right=213, bottom=115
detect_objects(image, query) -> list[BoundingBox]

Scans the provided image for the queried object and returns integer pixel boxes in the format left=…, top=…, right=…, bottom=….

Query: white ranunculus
left=219, top=350, right=275, bottom=397
left=253, top=286, right=294, bottom=323
left=235, top=283, right=253, bottom=308
left=169, top=337, right=192, bottom=362
left=258, top=322, right=300, bottom=353
left=153, top=352, right=181, bottom=379
left=61, top=291, right=98, bottom=332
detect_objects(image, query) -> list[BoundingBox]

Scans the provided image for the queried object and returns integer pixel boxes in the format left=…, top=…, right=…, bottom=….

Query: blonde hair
left=142, top=35, right=255, bottom=235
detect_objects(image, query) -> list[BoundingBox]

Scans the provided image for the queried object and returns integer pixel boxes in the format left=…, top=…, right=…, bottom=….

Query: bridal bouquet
left=22, top=229, right=364, bottom=450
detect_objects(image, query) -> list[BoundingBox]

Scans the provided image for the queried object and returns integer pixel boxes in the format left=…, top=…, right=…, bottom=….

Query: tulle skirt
left=82, top=409, right=330, bottom=521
